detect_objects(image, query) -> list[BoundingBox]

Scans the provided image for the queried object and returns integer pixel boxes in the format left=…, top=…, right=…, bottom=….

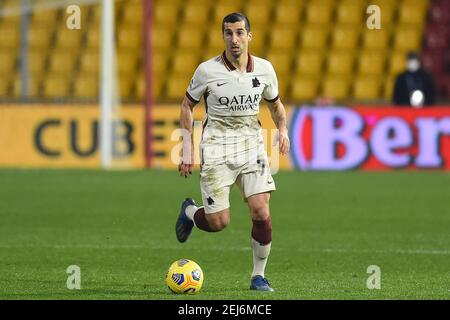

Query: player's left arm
left=267, top=98, right=290, bottom=155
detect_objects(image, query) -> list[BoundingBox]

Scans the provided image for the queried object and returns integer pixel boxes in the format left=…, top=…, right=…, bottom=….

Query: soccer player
left=175, top=13, right=290, bottom=292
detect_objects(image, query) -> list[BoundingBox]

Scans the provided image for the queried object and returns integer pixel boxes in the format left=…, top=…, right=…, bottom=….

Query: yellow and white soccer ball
left=165, top=259, right=204, bottom=294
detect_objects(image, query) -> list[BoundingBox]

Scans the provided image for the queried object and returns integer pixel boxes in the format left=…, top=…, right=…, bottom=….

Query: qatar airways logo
left=219, top=94, right=261, bottom=112
left=291, top=107, right=450, bottom=170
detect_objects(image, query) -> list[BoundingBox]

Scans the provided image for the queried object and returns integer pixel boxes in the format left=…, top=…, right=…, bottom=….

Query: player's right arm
left=178, top=63, right=207, bottom=178
left=178, top=95, right=196, bottom=178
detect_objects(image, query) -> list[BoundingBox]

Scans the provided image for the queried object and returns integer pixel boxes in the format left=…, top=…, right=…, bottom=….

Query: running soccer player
left=175, top=13, right=290, bottom=292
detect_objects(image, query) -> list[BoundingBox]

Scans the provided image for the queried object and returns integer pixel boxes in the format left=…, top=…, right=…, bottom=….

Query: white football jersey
left=186, top=52, right=279, bottom=133
left=186, top=52, right=279, bottom=166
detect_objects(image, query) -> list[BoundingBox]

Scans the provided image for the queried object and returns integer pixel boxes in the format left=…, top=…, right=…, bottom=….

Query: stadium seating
left=13, top=75, right=40, bottom=98
left=28, top=24, right=53, bottom=50
left=118, top=76, right=135, bottom=98
left=357, top=50, right=386, bottom=76
left=300, top=24, right=329, bottom=50
left=42, top=73, right=70, bottom=98
left=399, top=1, right=428, bottom=24
left=117, top=49, right=138, bottom=75
left=295, top=50, right=324, bottom=76
left=0, top=24, right=20, bottom=50
left=266, top=50, right=293, bottom=75
left=362, top=28, right=391, bottom=51
left=88, top=4, right=102, bottom=24
left=0, top=50, right=16, bottom=75
left=84, top=26, right=100, bottom=50
left=389, top=51, right=408, bottom=76
left=31, top=6, right=60, bottom=26
left=202, top=48, right=223, bottom=61
left=176, top=28, right=205, bottom=50
left=336, top=1, right=365, bottom=25
left=74, top=72, right=99, bottom=99
left=48, top=49, right=77, bottom=74
left=212, top=0, right=244, bottom=24
left=269, top=25, right=298, bottom=50
left=122, top=1, right=143, bottom=26
left=79, top=49, right=99, bottom=74
left=28, top=50, right=48, bottom=78
left=245, top=0, right=273, bottom=25
left=153, top=0, right=179, bottom=23
left=166, top=73, right=191, bottom=100
left=305, top=0, right=334, bottom=25
left=331, top=25, right=360, bottom=50
left=290, top=75, right=319, bottom=101
left=171, top=51, right=201, bottom=74
left=383, top=75, right=396, bottom=100
left=394, top=25, right=423, bottom=51
left=181, top=1, right=210, bottom=25
left=322, top=75, right=352, bottom=100
left=353, top=76, right=382, bottom=100
left=326, top=51, right=355, bottom=76
left=0, top=79, right=9, bottom=97
left=1, top=0, right=449, bottom=103
left=274, top=0, right=304, bottom=25
left=152, top=27, right=175, bottom=51
left=54, top=28, right=83, bottom=50
left=117, top=25, right=141, bottom=51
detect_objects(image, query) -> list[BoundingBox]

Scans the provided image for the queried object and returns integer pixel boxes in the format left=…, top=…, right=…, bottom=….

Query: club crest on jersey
left=252, top=77, right=260, bottom=88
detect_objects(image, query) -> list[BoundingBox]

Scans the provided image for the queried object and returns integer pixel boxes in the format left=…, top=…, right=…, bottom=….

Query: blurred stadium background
left=0, top=0, right=449, bottom=103
left=0, top=0, right=449, bottom=170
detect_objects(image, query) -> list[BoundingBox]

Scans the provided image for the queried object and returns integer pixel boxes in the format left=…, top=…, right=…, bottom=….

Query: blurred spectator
left=392, top=52, right=437, bottom=107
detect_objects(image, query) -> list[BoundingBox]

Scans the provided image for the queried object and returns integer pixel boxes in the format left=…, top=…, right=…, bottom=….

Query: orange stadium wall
left=1, top=105, right=450, bottom=170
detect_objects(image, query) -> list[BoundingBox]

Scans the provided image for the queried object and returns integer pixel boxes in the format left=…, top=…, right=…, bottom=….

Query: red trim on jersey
left=222, top=51, right=235, bottom=71
left=185, top=91, right=199, bottom=104
left=247, top=53, right=254, bottom=72
left=221, top=51, right=254, bottom=73
left=264, top=95, right=280, bottom=103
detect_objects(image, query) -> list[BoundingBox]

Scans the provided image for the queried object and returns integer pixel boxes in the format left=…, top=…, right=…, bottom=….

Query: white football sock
left=185, top=205, right=198, bottom=221
left=251, top=238, right=271, bottom=279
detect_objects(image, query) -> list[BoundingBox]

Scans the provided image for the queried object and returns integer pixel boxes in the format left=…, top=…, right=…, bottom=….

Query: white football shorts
left=199, top=135, right=276, bottom=214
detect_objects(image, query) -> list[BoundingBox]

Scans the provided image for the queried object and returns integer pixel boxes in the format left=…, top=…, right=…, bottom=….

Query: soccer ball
left=165, top=259, right=204, bottom=294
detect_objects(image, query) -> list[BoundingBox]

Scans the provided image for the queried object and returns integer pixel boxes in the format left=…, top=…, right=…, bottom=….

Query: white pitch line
left=0, top=245, right=449, bottom=255
left=315, top=248, right=450, bottom=255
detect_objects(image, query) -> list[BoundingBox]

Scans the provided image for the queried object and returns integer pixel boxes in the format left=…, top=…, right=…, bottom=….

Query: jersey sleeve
left=262, top=61, right=279, bottom=103
left=185, top=63, right=208, bottom=104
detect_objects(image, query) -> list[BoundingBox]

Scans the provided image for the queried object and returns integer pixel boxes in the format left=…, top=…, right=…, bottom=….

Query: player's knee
left=206, top=211, right=230, bottom=231
left=251, top=205, right=270, bottom=221
left=208, top=219, right=228, bottom=231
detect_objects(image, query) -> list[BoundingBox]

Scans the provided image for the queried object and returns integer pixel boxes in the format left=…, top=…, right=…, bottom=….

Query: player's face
left=223, top=21, right=252, bottom=58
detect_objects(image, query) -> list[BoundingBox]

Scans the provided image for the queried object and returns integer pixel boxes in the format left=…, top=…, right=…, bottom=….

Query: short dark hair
left=222, top=13, right=251, bottom=34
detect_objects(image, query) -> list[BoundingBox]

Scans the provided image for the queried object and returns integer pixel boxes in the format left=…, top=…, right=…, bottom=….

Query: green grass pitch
left=0, top=169, right=449, bottom=299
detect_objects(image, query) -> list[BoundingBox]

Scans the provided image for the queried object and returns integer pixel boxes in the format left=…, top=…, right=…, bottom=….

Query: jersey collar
left=221, top=51, right=254, bottom=73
